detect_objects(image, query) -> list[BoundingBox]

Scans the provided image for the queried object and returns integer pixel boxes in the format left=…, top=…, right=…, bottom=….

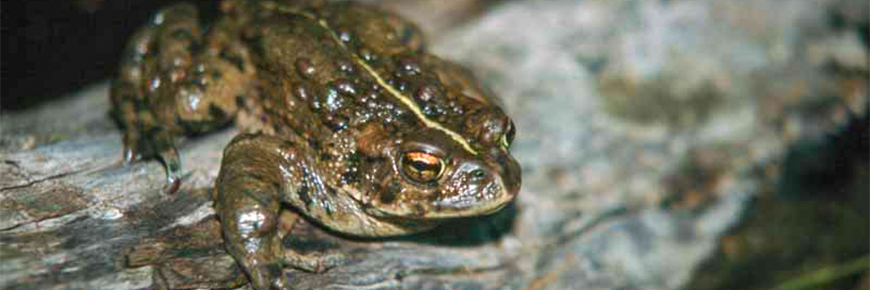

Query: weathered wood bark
left=1, top=0, right=866, bottom=289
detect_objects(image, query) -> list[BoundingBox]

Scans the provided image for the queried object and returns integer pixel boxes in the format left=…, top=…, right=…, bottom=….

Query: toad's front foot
left=120, top=125, right=182, bottom=194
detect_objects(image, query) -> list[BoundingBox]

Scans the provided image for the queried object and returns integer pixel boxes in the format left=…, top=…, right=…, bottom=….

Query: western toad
left=110, top=1, right=521, bottom=288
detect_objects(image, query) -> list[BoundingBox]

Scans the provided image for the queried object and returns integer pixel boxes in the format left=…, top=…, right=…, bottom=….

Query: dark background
left=1, top=0, right=194, bottom=112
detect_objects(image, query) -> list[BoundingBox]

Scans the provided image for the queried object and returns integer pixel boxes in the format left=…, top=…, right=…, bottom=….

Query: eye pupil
left=409, top=160, right=435, bottom=171
left=401, top=152, right=444, bottom=183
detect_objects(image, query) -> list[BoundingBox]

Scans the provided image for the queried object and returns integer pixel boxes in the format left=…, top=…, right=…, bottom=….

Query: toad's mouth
left=419, top=189, right=516, bottom=219
left=338, top=165, right=520, bottom=219
left=359, top=188, right=516, bottom=220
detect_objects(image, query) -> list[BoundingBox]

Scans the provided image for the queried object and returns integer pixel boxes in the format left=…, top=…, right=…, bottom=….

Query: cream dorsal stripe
left=330, top=28, right=479, bottom=155
left=317, top=18, right=479, bottom=155
left=279, top=7, right=478, bottom=155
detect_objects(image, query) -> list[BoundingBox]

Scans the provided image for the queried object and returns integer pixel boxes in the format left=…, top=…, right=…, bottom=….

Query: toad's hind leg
left=110, top=3, right=254, bottom=192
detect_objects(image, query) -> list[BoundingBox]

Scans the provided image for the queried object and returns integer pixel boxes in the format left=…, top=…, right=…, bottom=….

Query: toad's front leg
left=215, top=133, right=338, bottom=289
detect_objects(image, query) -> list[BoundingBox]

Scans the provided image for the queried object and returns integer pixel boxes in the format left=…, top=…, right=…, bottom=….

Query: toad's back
left=245, top=1, right=502, bottom=154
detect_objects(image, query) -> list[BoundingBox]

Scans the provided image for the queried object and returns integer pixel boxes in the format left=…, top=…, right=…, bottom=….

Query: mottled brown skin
left=111, top=1, right=521, bottom=289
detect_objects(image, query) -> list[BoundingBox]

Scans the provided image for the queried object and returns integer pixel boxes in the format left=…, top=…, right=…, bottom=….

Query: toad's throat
left=280, top=7, right=478, bottom=155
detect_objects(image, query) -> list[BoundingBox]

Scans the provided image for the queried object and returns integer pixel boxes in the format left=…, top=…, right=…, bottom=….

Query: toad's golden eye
left=400, top=151, right=445, bottom=184
left=502, top=119, right=516, bottom=149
